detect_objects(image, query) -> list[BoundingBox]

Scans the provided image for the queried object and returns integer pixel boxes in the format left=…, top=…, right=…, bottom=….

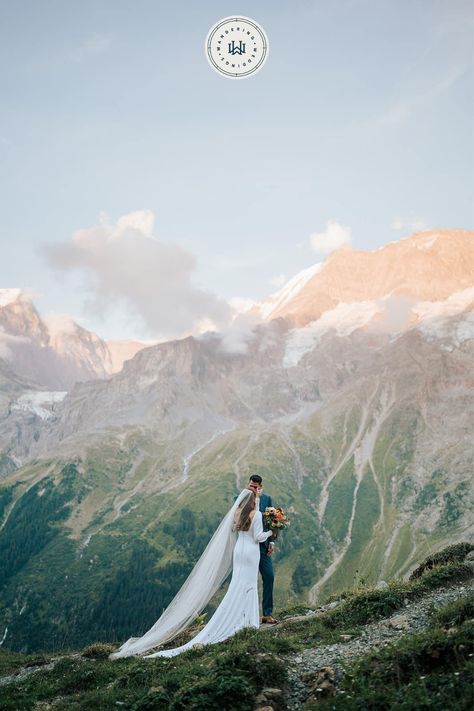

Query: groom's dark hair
left=249, top=474, right=262, bottom=484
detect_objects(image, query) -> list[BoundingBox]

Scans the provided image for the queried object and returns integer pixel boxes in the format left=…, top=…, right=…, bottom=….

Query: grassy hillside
left=0, top=397, right=472, bottom=654
left=0, top=544, right=472, bottom=710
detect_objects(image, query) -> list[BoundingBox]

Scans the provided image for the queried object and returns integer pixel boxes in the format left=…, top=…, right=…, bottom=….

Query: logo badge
left=206, top=16, right=269, bottom=79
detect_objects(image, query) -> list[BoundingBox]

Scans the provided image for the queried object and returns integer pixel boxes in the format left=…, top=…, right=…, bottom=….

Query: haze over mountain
left=0, top=289, right=150, bottom=390
left=0, top=229, right=473, bottom=653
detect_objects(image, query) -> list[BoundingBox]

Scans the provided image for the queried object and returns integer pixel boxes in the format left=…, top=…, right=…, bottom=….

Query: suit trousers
left=259, top=544, right=274, bottom=616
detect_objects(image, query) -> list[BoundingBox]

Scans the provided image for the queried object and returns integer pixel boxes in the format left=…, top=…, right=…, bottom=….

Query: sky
left=0, top=0, right=473, bottom=340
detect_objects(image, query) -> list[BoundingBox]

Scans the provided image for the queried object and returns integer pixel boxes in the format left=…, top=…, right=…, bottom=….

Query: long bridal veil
left=109, top=488, right=253, bottom=659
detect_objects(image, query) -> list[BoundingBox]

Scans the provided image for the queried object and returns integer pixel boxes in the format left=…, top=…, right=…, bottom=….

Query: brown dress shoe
left=261, top=615, right=279, bottom=624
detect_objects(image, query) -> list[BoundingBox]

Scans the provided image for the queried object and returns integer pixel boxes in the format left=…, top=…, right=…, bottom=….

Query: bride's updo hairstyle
left=236, top=491, right=256, bottom=532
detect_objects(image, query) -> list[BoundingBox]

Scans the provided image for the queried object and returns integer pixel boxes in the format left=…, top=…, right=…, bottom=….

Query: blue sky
left=0, top=0, right=473, bottom=339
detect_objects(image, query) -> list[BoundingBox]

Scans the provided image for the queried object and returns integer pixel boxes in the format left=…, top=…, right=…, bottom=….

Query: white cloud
left=391, top=218, right=428, bottom=232
left=41, top=210, right=232, bottom=340
left=207, top=312, right=261, bottom=355
left=227, top=296, right=255, bottom=315
left=0, top=328, right=30, bottom=361
left=218, top=325, right=255, bottom=354
left=114, top=210, right=155, bottom=238
left=196, top=303, right=262, bottom=354
left=309, top=220, right=352, bottom=256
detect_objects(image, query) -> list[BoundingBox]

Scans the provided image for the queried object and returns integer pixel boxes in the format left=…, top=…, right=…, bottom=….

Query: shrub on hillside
left=409, top=542, right=473, bottom=580
left=82, top=642, right=116, bottom=659
left=430, top=593, right=474, bottom=629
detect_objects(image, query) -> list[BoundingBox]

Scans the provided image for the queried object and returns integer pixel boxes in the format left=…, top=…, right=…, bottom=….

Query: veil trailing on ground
left=109, top=488, right=253, bottom=659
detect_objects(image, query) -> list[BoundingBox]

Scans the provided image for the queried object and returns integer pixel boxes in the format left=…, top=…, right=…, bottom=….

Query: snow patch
left=413, top=286, right=474, bottom=321
left=418, top=311, right=474, bottom=345
left=283, top=286, right=474, bottom=367
left=414, top=287, right=474, bottom=345
left=284, top=300, right=381, bottom=366
left=415, top=235, right=438, bottom=250
left=12, top=391, right=68, bottom=420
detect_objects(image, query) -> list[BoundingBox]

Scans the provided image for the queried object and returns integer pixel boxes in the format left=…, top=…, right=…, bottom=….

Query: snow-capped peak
left=258, top=263, right=322, bottom=320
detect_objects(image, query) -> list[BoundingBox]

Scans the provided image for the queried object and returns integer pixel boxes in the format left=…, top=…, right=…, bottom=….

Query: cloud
left=41, top=210, right=232, bottom=340
left=391, top=218, right=428, bottom=232
left=218, top=322, right=256, bottom=354
left=198, top=310, right=261, bottom=355
left=309, top=220, right=352, bottom=256
left=373, top=294, right=416, bottom=333
left=0, top=328, right=30, bottom=361
left=227, top=296, right=255, bottom=315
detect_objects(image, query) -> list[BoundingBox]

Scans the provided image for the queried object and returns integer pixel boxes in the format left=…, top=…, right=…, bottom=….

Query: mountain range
left=0, top=228, right=473, bottom=653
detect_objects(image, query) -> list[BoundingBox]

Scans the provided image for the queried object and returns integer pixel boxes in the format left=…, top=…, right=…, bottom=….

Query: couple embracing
left=110, top=474, right=279, bottom=659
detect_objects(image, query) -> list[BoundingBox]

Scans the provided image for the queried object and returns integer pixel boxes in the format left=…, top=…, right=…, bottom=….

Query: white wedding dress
left=109, top=489, right=271, bottom=660
left=143, top=508, right=272, bottom=658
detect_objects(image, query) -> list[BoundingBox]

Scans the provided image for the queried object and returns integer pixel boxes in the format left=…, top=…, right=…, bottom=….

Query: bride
left=109, top=487, right=273, bottom=659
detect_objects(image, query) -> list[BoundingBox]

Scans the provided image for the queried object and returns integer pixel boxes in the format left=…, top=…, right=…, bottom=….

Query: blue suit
left=258, top=492, right=275, bottom=617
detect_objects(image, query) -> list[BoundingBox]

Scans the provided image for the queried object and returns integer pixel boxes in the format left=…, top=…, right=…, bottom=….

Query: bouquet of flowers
left=263, top=506, right=290, bottom=540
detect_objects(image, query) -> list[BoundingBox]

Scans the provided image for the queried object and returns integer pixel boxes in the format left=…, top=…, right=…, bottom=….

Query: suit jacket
left=258, top=492, right=274, bottom=551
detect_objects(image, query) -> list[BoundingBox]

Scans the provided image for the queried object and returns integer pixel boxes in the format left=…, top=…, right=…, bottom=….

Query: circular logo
left=205, top=16, right=269, bottom=79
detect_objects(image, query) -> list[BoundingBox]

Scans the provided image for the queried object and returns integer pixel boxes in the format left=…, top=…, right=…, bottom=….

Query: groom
left=247, top=474, right=279, bottom=625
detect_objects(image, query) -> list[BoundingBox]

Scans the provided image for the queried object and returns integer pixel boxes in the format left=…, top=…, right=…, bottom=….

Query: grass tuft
left=430, top=593, right=474, bottom=629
